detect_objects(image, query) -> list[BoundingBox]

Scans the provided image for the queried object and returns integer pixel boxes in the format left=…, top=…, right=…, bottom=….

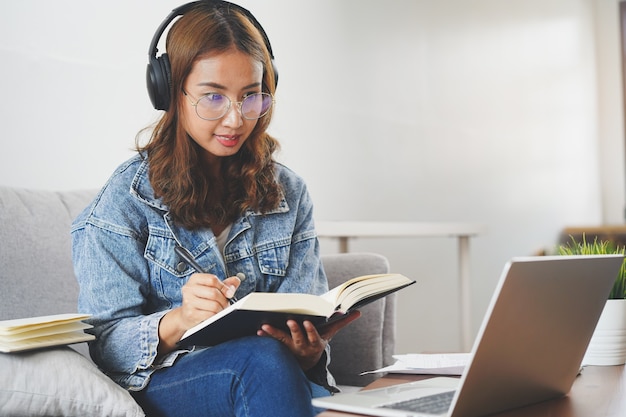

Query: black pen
left=175, top=245, right=239, bottom=304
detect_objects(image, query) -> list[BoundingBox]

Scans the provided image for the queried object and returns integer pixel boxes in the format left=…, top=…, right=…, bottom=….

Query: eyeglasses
left=182, top=90, right=274, bottom=121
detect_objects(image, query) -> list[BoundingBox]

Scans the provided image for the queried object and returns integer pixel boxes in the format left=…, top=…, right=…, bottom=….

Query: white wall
left=1, top=0, right=624, bottom=354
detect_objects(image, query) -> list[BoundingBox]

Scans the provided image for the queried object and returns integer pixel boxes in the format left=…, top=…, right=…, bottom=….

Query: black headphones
left=146, top=0, right=277, bottom=111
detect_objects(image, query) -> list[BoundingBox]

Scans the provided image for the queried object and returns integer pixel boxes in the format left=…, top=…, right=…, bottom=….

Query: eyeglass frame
left=182, top=89, right=274, bottom=121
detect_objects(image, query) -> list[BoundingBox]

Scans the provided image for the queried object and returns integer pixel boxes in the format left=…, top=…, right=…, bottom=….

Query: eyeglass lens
left=196, top=93, right=273, bottom=120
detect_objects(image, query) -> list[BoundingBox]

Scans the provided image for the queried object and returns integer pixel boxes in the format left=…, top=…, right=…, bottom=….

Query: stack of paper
left=0, top=313, right=95, bottom=353
left=362, top=353, right=471, bottom=376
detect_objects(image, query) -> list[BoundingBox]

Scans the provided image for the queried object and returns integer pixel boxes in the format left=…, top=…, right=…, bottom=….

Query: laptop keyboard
left=380, top=390, right=455, bottom=414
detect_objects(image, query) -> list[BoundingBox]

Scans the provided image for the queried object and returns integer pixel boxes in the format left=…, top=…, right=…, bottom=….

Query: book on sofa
left=178, top=273, right=415, bottom=347
left=0, top=313, right=95, bottom=353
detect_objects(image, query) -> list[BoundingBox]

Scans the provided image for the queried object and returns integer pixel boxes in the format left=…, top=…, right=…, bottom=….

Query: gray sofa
left=0, top=186, right=396, bottom=416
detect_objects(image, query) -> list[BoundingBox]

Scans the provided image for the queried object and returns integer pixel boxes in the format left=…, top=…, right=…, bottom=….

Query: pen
left=174, top=245, right=239, bottom=304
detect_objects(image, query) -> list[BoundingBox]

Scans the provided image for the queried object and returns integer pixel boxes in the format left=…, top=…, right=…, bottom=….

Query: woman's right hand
left=179, top=273, right=241, bottom=328
left=157, top=274, right=241, bottom=356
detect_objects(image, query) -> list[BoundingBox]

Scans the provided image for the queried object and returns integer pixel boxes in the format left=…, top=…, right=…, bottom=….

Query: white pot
left=583, top=299, right=626, bottom=366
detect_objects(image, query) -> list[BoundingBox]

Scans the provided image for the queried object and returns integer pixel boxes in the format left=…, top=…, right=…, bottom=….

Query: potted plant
left=558, top=235, right=626, bottom=365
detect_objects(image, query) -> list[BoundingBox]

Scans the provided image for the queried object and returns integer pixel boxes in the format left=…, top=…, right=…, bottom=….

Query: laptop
left=313, top=255, right=623, bottom=417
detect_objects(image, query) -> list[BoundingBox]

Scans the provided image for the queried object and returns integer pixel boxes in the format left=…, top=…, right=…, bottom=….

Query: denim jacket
left=71, top=154, right=332, bottom=391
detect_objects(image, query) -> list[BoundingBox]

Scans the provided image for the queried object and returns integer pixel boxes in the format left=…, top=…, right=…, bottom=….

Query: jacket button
left=176, top=262, right=187, bottom=273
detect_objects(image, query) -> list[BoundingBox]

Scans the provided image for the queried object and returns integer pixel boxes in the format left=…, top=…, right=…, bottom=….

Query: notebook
left=313, top=255, right=623, bottom=417
left=0, top=313, right=95, bottom=353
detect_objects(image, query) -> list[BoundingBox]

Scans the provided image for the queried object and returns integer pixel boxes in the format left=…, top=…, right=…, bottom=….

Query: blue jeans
left=132, top=337, right=331, bottom=416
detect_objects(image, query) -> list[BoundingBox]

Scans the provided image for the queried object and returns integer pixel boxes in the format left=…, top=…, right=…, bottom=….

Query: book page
left=320, top=274, right=400, bottom=305
left=236, top=292, right=335, bottom=316
left=362, top=353, right=471, bottom=376
left=322, top=274, right=414, bottom=312
left=337, top=276, right=412, bottom=311
left=0, top=314, right=92, bottom=336
left=0, top=321, right=93, bottom=342
left=0, top=331, right=95, bottom=353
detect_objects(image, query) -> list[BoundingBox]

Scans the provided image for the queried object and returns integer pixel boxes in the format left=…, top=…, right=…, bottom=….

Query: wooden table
left=317, top=365, right=626, bottom=416
left=316, top=221, right=485, bottom=351
left=560, top=225, right=626, bottom=248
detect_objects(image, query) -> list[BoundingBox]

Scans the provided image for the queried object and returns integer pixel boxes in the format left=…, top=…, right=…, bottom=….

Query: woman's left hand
left=257, top=310, right=361, bottom=370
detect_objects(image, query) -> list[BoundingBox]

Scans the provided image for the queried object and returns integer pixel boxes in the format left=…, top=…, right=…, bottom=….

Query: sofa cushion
left=0, top=187, right=96, bottom=320
left=0, top=346, right=145, bottom=417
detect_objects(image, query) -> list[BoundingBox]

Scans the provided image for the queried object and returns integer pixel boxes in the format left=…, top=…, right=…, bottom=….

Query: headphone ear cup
left=146, top=53, right=172, bottom=111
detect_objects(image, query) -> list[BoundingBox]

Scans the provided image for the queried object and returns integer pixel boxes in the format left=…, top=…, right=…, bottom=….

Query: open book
left=178, top=273, right=415, bottom=348
left=0, top=313, right=95, bottom=353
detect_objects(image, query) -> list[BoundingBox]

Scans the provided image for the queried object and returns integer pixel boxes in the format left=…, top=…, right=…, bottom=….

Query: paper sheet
left=361, top=353, right=471, bottom=376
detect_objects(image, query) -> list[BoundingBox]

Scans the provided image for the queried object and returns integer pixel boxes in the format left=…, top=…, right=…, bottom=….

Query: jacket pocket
left=255, top=237, right=291, bottom=277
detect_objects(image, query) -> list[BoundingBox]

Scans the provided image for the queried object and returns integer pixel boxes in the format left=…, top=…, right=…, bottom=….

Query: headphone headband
left=146, top=0, right=277, bottom=111
left=147, top=3, right=195, bottom=60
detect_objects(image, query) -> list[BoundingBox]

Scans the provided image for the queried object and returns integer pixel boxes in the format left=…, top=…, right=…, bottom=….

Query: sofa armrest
left=321, top=252, right=396, bottom=387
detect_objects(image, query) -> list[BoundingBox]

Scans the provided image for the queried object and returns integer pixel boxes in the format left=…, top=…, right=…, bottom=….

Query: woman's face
left=181, top=49, right=264, bottom=164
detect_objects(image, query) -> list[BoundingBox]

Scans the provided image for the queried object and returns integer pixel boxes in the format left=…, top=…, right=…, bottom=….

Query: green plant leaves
left=558, top=234, right=626, bottom=299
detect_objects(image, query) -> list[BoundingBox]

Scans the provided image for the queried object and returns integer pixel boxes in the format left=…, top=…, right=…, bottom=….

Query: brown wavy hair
left=138, top=2, right=281, bottom=230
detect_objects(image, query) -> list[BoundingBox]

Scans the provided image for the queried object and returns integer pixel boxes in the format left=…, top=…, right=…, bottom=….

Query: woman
left=71, top=2, right=358, bottom=416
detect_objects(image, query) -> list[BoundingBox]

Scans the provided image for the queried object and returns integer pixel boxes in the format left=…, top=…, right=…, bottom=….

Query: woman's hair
left=137, top=2, right=281, bottom=230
